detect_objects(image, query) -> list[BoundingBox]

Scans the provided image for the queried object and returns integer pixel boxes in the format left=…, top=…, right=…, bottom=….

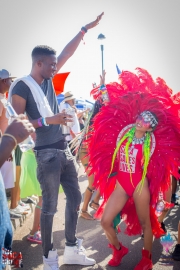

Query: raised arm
left=56, top=12, right=104, bottom=72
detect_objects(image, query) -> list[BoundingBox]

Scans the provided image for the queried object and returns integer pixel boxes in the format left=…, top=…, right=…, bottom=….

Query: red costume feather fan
left=88, top=68, right=180, bottom=237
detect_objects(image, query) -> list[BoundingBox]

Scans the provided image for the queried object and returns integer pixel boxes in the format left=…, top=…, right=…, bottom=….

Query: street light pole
left=100, top=44, right=104, bottom=75
left=97, top=33, right=106, bottom=76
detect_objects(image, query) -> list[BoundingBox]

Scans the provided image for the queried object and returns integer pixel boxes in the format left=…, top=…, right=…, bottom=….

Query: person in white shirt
left=59, top=91, right=80, bottom=143
left=0, top=69, right=16, bottom=190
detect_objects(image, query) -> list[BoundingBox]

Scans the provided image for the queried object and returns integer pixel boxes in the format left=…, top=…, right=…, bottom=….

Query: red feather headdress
left=88, top=68, right=180, bottom=237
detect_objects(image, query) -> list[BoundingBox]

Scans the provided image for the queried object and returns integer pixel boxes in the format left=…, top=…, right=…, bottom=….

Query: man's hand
left=77, top=108, right=90, bottom=119
left=0, top=116, right=35, bottom=167
left=5, top=115, right=35, bottom=144
left=85, top=12, right=104, bottom=30
left=46, top=112, right=73, bottom=126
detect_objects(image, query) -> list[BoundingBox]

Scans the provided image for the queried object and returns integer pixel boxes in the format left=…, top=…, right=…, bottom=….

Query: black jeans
left=35, top=148, right=81, bottom=257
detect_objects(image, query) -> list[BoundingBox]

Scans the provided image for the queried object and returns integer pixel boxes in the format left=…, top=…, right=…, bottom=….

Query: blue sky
left=0, top=0, right=180, bottom=100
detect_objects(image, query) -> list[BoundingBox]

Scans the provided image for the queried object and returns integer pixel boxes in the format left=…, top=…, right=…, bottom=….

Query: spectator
left=59, top=91, right=80, bottom=143
left=0, top=69, right=23, bottom=219
left=10, top=13, right=104, bottom=270
left=0, top=116, right=35, bottom=269
left=20, top=132, right=42, bottom=244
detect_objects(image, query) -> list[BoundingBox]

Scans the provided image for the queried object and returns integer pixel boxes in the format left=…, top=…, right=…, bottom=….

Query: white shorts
left=0, top=158, right=15, bottom=189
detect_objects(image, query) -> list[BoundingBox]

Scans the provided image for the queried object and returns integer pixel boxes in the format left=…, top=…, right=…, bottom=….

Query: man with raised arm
left=10, top=13, right=104, bottom=270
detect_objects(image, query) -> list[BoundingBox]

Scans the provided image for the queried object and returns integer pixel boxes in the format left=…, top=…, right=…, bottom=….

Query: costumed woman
left=70, top=72, right=107, bottom=220
left=88, top=68, right=180, bottom=269
left=78, top=73, right=106, bottom=220
left=79, top=107, right=101, bottom=219
left=20, top=147, right=42, bottom=244
left=79, top=100, right=102, bottom=220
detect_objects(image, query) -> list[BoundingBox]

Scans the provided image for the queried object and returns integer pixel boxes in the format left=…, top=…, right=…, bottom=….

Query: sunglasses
left=136, top=115, right=151, bottom=128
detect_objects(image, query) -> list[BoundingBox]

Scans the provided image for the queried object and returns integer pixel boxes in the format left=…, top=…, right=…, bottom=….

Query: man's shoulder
left=12, top=80, right=30, bottom=92
left=12, top=80, right=31, bottom=100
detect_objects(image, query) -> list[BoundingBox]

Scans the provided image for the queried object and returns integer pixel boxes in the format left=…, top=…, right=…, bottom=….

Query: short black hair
left=31, top=45, right=56, bottom=59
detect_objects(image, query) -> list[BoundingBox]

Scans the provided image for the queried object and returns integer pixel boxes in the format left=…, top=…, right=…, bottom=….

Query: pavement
left=12, top=165, right=180, bottom=270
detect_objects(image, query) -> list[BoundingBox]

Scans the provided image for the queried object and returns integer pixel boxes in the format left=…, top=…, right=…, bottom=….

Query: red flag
left=53, top=72, right=70, bottom=96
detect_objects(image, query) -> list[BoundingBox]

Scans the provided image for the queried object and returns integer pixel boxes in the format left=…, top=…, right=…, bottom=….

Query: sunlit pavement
left=12, top=165, right=180, bottom=270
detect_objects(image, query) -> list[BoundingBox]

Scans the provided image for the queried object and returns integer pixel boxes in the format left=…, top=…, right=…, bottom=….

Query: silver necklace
left=132, top=135, right=145, bottom=145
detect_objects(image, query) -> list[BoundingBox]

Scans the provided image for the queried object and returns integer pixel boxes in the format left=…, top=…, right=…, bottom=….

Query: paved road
left=12, top=166, right=180, bottom=270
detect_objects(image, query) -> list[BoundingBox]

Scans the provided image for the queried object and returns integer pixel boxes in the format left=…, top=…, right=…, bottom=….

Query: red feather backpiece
left=88, top=68, right=180, bottom=237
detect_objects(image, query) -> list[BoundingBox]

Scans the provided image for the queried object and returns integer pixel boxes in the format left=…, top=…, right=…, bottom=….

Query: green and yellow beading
left=109, top=127, right=151, bottom=193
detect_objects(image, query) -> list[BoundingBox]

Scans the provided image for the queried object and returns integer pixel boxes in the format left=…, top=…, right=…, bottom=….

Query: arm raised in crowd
left=11, top=12, right=104, bottom=127
left=56, top=12, right=104, bottom=72
left=0, top=116, right=35, bottom=167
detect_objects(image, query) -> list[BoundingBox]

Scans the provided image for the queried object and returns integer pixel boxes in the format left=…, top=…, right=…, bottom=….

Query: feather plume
left=88, top=68, right=180, bottom=237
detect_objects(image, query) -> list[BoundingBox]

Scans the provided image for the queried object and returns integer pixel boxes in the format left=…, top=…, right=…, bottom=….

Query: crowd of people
left=0, top=11, right=180, bottom=270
